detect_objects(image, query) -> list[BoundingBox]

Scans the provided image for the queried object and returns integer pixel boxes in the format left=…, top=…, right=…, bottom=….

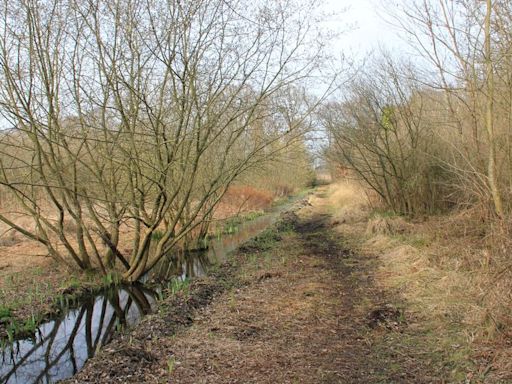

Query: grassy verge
left=209, top=210, right=266, bottom=238
left=0, top=265, right=110, bottom=341
left=320, top=180, right=510, bottom=383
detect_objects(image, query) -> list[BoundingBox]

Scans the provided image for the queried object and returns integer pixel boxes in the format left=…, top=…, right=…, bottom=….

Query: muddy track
left=64, top=209, right=441, bottom=383
left=293, top=213, right=443, bottom=383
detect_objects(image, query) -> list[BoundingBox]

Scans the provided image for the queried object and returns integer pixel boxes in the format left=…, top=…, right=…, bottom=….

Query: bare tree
left=322, top=54, right=449, bottom=216
left=391, top=0, right=511, bottom=216
left=0, top=0, right=331, bottom=281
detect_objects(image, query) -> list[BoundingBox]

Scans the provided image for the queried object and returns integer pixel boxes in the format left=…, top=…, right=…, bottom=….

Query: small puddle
left=0, top=207, right=284, bottom=384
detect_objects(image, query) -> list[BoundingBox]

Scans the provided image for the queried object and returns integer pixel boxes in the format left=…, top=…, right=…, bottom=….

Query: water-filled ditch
left=0, top=206, right=283, bottom=384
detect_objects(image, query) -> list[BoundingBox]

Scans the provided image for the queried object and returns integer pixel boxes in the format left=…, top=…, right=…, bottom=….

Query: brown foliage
left=217, top=186, right=273, bottom=217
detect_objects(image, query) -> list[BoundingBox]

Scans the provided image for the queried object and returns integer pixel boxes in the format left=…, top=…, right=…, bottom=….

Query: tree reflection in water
left=0, top=285, right=155, bottom=384
left=151, top=248, right=211, bottom=282
left=0, top=210, right=279, bottom=384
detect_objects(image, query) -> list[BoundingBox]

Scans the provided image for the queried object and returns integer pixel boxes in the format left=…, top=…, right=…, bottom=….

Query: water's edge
left=0, top=198, right=298, bottom=384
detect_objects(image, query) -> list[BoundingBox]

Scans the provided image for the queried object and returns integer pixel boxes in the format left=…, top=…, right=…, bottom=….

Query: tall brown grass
left=216, top=185, right=274, bottom=218
left=326, top=180, right=512, bottom=379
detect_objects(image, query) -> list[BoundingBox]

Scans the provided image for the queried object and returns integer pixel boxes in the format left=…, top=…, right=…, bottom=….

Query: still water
left=0, top=211, right=278, bottom=384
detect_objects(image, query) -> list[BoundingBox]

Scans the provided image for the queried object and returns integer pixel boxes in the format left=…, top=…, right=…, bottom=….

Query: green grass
left=21, top=315, right=37, bottom=334
left=152, top=230, right=165, bottom=241
left=247, top=211, right=265, bottom=220
left=167, top=278, right=190, bottom=295
left=223, top=219, right=239, bottom=235
left=167, top=357, right=176, bottom=374
left=214, top=211, right=266, bottom=238
left=101, top=272, right=122, bottom=286
left=2, top=313, right=39, bottom=341
left=394, top=234, right=430, bottom=248
left=240, top=227, right=281, bottom=253
left=61, top=276, right=81, bottom=290
left=0, top=306, right=11, bottom=320
left=1, top=275, right=54, bottom=311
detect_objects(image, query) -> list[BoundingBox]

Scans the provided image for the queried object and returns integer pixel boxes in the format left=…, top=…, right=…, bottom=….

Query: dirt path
left=166, top=213, right=374, bottom=383
left=66, top=201, right=442, bottom=383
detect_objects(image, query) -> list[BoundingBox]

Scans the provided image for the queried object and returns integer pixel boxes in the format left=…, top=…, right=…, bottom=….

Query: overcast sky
left=322, top=0, right=409, bottom=58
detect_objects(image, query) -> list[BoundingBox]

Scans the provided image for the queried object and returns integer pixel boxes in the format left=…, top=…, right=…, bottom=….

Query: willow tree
left=0, top=0, right=330, bottom=281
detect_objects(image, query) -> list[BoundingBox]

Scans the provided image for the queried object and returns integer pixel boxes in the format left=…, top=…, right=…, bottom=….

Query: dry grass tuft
left=327, top=180, right=368, bottom=207
left=365, top=215, right=410, bottom=236
left=310, top=180, right=373, bottom=225
left=327, top=180, right=369, bottom=209
left=363, top=234, right=398, bottom=250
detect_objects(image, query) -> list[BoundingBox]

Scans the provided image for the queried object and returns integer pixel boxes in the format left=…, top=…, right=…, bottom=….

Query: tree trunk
left=485, top=0, right=504, bottom=217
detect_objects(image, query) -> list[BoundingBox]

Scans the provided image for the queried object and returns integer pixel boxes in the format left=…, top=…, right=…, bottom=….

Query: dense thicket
left=324, top=0, right=512, bottom=218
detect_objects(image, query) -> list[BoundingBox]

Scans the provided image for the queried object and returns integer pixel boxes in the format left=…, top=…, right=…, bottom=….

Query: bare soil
left=63, top=198, right=448, bottom=383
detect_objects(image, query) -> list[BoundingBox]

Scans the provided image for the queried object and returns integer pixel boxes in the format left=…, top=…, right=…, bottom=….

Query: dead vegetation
left=365, top=215, right=411, bottom=236
left=327, top=180, right=512, bottom=382
left=213, top=186, right=274, bottom=219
